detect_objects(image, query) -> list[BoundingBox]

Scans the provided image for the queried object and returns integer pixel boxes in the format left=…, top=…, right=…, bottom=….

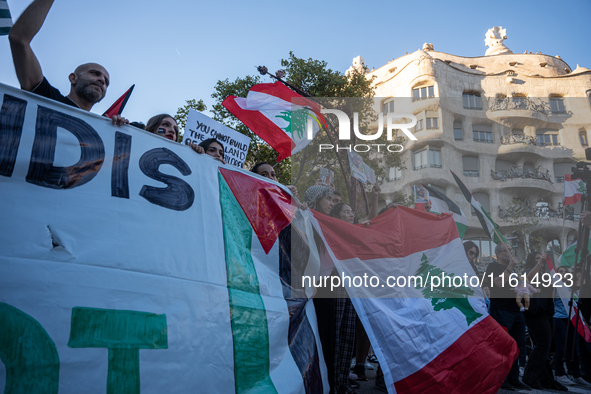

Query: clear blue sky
left=2, top=0, right=590, bottom=125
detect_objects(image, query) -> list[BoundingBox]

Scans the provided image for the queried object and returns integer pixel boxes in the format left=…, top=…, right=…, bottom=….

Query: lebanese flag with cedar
left=309, top=206, right=518, bottom=393
left=222, top=82, right=326, bottom=161
left=564, top=174, right=585, bottom=205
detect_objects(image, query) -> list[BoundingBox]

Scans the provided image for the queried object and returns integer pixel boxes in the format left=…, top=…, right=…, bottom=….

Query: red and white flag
left=222, top=82, right=326, bottom=161
left=546, top=257, right=591, bottom=342
left=564, top=174, right=585, bottom=205
left=308, top=206, right=518, bottom=393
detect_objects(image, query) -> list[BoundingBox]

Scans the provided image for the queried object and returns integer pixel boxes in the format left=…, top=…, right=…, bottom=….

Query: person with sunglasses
left=463, top=241, right=480, bottom=276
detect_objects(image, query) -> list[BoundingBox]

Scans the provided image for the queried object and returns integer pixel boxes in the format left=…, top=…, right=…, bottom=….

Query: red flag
left=222, top=82, right=326, bottom=162
left=102, top=85, right=134, bottom=118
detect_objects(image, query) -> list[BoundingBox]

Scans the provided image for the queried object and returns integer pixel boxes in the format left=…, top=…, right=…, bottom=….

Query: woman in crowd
left=329, top=203, right=355, bottom=224
left=522, top=251, right=567, bottom=391
left=250, top=162, right=299, bottom=198
left=463, top=241, right=480, bottom=276
left=302, top=185, right=357, bottom=393
left=145, top=114, right=179, bottom=142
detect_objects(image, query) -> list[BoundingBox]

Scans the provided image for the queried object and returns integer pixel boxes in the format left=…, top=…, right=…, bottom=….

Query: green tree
left=175, top=99, right=207, bottom=143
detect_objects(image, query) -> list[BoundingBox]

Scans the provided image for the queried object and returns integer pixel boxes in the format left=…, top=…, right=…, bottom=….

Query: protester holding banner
left=193, top=138, right=226, bottom=164
left=8, top=0, right=125, bottom=125
left=145, top=114, right=179, bottom=142
left=250, top=162, right=299, bottom=198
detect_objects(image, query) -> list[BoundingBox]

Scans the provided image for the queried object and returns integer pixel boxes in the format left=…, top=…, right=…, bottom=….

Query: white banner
left=0, top=83, right=326, bottom=393
left=183, top=109, right=250, bottom=168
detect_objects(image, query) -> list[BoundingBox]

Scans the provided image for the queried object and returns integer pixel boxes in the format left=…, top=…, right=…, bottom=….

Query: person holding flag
left=8, top=0, right=127, bottom=125
left=484, top=243, right=532, bottom=391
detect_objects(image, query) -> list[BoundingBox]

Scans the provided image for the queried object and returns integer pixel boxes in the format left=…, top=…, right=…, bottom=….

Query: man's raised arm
left=8, top=0, right=54, bottom=91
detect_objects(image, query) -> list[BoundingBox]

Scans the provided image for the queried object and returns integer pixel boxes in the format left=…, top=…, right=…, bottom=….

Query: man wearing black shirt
left=9, top=0, right=126, bottom=125
left=485, top=243, right=531, bottom=391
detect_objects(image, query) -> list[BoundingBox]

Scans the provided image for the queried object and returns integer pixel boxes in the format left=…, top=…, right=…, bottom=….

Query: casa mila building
left=350, top=27, right=591, bottom=267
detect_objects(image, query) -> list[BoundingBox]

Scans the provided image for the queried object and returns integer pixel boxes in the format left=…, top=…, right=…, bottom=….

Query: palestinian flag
left=102, top=85, right=134, bottom=118
left=222, top=82, right=327, bottom=161
left=0, top=0, right=12, bottom=35
left=309, top=206, right=518, bottom=393
left=546, top=257, right=591, bottom=342
left=451, top=171, right=506, bottom=244
left=557, top=239, right=591, bottom=268
left=564, top=174, right=585, bottom=205
left=218, top=167, right=329, bottom=393
left=422, top=184, right=469, bottom=238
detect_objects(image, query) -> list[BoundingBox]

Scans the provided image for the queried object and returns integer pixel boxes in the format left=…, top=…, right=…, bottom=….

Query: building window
left=414, top=147, right=442, bottom=170
left=414, top=119, right=424, bottom=133
left=412, top=85, right=435, bottom=101
left=512, top=128, right=524, bottom=135
left=471, top=192, right=491, bottom=216
left=550, top=97, right=566, bottom=114
left=463, top=93, right=482, bottom=109
left=473, top=131, right=493, bottom=143
left=429, top=149, right=442, bottom=168
left=537, top=132, right=560, bottom=146
left=414, top=149, right=428, bottom=170
left=462, top=156, right=479, bottom=177
left=453, top=121, right=463, bottom=140
left=383, top=100, right=395, bottom=114
left=580, top=131, right=588, bottom=146
left=426, top=117, right=438, bottom=130
left=388, top=166, right=401, bottom=181
left=512, top=94, right=527, bottom=110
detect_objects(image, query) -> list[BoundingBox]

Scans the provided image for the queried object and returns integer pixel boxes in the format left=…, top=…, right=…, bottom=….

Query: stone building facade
left=358, top=27, right=591, bottom=264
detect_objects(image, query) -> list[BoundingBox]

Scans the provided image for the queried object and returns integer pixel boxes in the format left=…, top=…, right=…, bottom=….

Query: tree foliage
left=176, top=99, right=207, bottom=131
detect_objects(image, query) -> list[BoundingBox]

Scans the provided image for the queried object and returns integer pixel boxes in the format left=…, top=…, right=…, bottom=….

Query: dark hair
left=329, top=203, right=347, bottom=219
left=463, top=241, right=479, bottom=257
left=525, top=251, right=542, bottom=271
left=130, top=121, right=145, bottom=130
left=333, top=190, right=341, bottom=197
left=251, top=162, right=271, bottom=174
left=145, top=114, right=178, bottom=141
left=198, top=138, right=224, bottom=158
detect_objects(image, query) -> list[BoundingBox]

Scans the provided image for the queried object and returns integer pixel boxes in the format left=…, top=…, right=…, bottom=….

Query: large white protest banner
left=0, top=83, right=327, bottom=393
left=183, top=109, right=251, bottom=168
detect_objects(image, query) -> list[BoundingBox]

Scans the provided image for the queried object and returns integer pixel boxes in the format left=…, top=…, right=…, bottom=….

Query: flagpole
left=256, top=66, right=310, bottom=98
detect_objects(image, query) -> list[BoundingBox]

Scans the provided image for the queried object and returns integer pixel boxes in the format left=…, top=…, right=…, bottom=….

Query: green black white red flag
left=422, top=183, right=469, bottom=238
left=451, top=171, right=506, bottom=243
left=102, top=85, right=134, bottom=118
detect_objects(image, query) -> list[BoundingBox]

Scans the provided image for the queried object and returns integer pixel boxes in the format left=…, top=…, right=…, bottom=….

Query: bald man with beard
left=9, top=0, right=127, bottom=124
